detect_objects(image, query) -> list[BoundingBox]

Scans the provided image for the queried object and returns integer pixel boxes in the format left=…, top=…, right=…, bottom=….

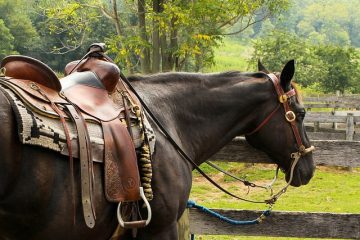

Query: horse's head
left=245, top=60, right=315, bottom=187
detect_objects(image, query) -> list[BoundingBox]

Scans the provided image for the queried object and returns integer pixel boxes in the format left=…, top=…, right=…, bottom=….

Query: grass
left=191, top=163, right=360, bottom=213
left=204, top=39, right=254, bottom=73
left=190, top=163, right=360, bottom=240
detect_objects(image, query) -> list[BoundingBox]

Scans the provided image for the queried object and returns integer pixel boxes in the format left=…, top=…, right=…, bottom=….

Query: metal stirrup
left=117, top=187, right=152, bottom=229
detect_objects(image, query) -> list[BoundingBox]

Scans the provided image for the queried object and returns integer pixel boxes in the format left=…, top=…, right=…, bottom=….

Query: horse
left=0, top=60, right=315, bottom=239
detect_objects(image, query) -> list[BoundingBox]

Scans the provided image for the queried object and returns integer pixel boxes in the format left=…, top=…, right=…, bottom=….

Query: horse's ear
left=280, top=60, right=295, bottom=91
left=258, top=59, right=269, bottom=73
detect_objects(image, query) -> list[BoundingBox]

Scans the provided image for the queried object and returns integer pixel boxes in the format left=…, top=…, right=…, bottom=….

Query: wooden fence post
left=178, top=208, right=190, bottom=240
left=345, top=113, right=354, bottom=171
left=346, top=113, right=354, bottom=141
left=314, top=121, right=320, bottom=132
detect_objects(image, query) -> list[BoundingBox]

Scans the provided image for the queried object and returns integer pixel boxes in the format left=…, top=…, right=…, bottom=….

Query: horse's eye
left=297, top=110, right=306, bottom=119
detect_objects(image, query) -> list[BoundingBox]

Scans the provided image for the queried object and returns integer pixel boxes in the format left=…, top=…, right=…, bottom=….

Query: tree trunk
left=111, top=0, right=122, bottom=35
left=169, top=16, right=178, bottom=69
left=161, top=15, right=178, bottom=71
left=138, top=0, right=151, bottom=73
left=152, top=0, right=162, bottom=72
left=160, top=30, right=171, bottom=71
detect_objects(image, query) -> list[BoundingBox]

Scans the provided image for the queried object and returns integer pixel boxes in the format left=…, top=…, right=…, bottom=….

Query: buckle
left=279, top=94, right=288, bottom=103
left=285, top=111, right=296, bottom=122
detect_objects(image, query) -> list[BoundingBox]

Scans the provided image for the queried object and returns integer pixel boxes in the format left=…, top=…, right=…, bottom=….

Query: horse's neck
left=131, top=73, right=273, bottom=165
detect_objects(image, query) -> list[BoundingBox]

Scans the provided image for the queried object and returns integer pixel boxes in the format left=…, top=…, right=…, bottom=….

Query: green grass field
left=204, top=39, right=254, bottom=73
left=190, top=163, right=360, bottom=240
left=191, top=39, right=360, bottom=240
left=191, top=163, right=360, bottom=213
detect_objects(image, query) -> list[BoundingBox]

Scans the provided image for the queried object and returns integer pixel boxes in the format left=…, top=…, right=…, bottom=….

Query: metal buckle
left=279, top=94, right=288, bottom=103
left=285, top=111, right=296, bottom=122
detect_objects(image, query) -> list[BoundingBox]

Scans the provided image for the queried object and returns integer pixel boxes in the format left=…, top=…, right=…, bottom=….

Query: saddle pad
left=1, top=85, right=156, bottom=201
left=2, top=87, right=155, bottom=160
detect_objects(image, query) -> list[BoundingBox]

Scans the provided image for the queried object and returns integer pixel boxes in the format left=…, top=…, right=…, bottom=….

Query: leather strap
left=30, top=83, right=77, bottom=224
left=267, top=73, right=304, bottom=149
left=246, top=104, right=281, bottom=135
left=65, top=104, right=96, bottom=228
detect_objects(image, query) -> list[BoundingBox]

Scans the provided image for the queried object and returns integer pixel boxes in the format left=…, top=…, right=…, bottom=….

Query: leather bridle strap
left=247, top=104, right=281, bottom=135
left=247, top=74, right=305, bottom=152
left=267, top=73, right=304, bottom=151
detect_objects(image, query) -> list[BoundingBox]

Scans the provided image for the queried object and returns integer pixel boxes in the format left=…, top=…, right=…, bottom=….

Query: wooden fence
left=184, top=96, right=360, bottom=239
left=184, top=138, right=360, bottom=239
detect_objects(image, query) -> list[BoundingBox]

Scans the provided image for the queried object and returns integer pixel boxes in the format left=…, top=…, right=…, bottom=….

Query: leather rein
left=121, top=72, right=315, bottom=206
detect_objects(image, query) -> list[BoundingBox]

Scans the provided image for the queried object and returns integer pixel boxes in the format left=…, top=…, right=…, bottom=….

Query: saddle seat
left=1, top=53, right=121, bottom=122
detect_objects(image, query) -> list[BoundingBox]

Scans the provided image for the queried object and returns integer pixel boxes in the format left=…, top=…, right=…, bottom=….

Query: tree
left=38, top=0, right=290, bottom=73
left=315, top=45, right=360, bottom=94
left=0, top=0, right=39, bottom=57
left=250, top=30, right=327, bottom=87
left=0, top=20, right=16, bottom=59
left=261, top=0, right=360, bottom=48
left=250, top=30, right=360, bottom=94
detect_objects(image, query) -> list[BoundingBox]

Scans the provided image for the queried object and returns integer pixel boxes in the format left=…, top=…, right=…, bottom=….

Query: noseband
left=246, top=74, right=315, bottom=202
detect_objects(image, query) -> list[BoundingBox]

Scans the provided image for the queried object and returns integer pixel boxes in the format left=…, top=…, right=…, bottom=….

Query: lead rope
left=187, top=152, right=300, bottom=239
left=205, top=160, right=278, bottom=195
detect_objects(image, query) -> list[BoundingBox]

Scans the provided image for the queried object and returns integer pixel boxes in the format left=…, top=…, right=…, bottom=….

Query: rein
left=120, top=72, right=315, bottom=206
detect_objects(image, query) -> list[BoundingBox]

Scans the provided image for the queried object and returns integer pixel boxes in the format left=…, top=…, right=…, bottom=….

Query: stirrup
left=117, top=187, right=152, bottom=229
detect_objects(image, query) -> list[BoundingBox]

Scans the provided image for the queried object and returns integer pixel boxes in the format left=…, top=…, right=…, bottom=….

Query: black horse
left=0, top=60, right=315, bottom=239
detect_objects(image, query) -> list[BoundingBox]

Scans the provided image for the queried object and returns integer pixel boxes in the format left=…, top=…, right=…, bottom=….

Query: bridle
left=245, top=73, right=315, bottom=203
left=246, top=73, right=315, bottom=161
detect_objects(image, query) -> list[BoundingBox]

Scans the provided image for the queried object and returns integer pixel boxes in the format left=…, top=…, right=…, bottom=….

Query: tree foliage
left=247, top=0, right=360, bottom=48
left=33, top=0, right=289, bottom=73
left=0, top=0, right=39, bottom=58
left=250, top=30, right=360, bottom=93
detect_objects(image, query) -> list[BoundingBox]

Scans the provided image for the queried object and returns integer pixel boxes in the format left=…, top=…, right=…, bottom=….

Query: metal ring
left=29, top=82, right=40, bottom=91
left=59, top=91, right=66, bottom=99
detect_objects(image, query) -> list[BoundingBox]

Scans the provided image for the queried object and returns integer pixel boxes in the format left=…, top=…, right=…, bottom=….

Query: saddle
left=0, top=43, right=151, bottom=229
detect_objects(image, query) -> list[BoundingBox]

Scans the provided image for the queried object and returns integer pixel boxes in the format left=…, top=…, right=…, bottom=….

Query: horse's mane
left=128, top=71, right=268, bottom=83
left=128, top=71, right=304, bottom=103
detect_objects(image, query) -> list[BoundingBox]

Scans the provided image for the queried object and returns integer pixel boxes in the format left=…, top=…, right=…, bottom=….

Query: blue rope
left=187, top=200, right=271, bottom=225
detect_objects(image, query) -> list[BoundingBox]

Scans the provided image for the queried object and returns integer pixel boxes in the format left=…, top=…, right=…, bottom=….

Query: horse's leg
left=128, top=133, right=193, bottom=240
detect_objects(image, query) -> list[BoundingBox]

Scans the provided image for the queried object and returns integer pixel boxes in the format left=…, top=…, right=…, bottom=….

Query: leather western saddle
left=0, top=43, right=151, bottom=229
